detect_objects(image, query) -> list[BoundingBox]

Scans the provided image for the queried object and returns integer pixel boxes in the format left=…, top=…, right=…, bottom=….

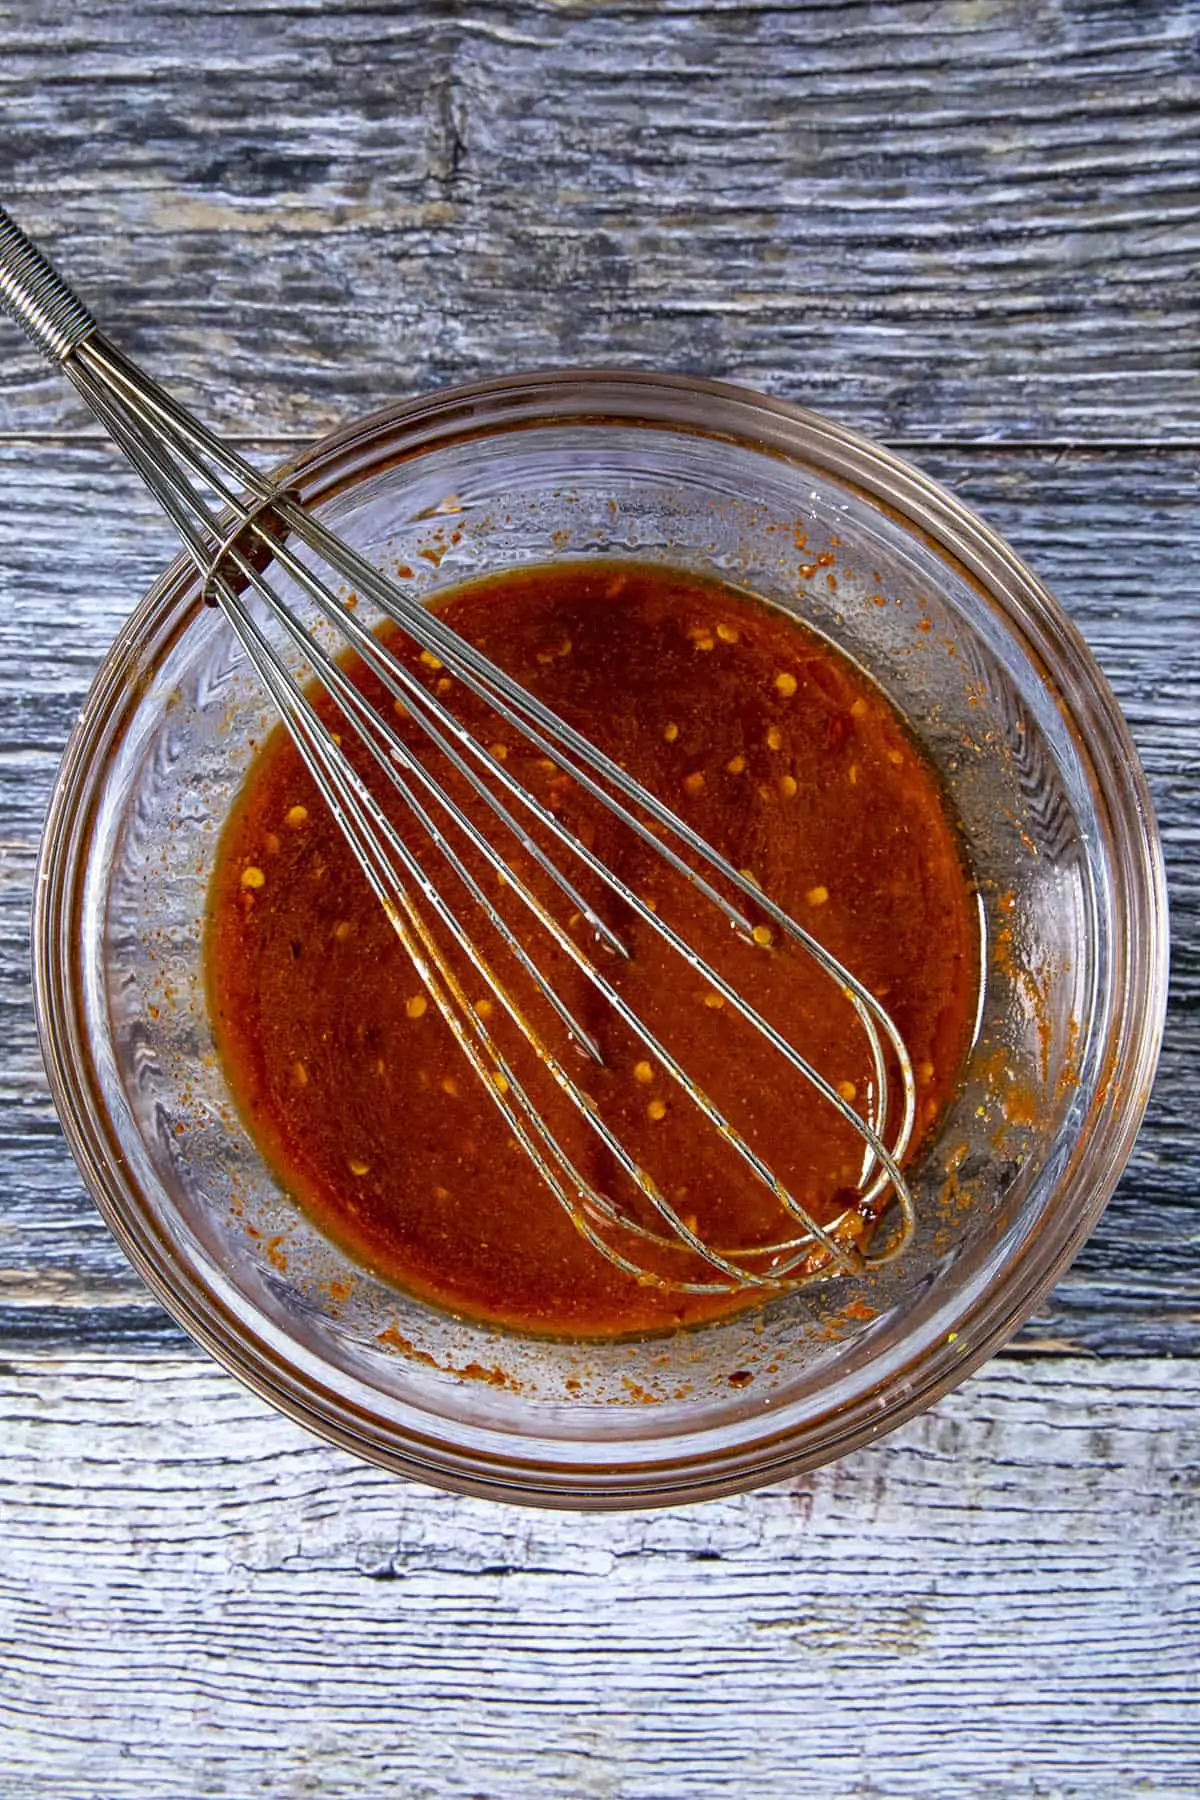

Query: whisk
left=1, top=203, right=917, bottom=1295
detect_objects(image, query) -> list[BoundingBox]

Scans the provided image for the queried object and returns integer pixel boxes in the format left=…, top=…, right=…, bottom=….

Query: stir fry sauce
left=206, top=562, right=979, bottom=1336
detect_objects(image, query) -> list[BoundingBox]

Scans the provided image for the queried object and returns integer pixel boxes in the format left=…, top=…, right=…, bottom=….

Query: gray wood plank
left=0, top=1353, right=1195, bottom=1798
left=1, top=0, right=1197, bottom=443
left=0, top=440, right=1196, bottom=1356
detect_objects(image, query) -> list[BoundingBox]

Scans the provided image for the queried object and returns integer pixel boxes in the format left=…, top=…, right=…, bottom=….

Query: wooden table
left=2, top=5, right=1196, bottom=1794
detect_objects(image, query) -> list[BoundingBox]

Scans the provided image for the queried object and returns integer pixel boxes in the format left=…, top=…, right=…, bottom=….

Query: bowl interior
left=40, top=376, right=1163, bottom=1502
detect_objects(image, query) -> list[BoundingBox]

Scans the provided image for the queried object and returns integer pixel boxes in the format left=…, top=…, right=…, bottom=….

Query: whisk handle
left=0, top=203, right=98, bottom=363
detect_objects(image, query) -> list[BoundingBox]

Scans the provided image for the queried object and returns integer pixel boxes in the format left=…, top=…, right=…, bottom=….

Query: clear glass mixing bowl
left=33, top=372, right=1168, bottom=1507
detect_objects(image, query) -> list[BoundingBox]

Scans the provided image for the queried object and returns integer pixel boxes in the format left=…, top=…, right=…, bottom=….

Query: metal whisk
left=1, top=203, right=917, bottom=1295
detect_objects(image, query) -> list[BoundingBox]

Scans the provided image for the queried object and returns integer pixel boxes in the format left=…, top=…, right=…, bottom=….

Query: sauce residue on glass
left=206, top=561, right=979, bottom=1337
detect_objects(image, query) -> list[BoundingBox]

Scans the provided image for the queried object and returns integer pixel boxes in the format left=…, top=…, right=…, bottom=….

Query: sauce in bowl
left=206, top=561, right=979, bottom=1336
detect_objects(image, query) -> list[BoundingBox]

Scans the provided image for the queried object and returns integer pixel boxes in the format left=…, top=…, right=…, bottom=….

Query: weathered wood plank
left=0, top=1354, right=1195, bottom=1797
left=1, top=441, right=1196, bottom=1355
left=1, top=0, right=1197, bottom=443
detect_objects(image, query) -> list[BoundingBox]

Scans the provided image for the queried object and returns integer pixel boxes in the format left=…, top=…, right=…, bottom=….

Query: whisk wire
left=67, top=341, right=869, bottom=1283
left=93, top=332, right=919, bottom=1266
left=84, top=332, right=919, bottom=1276
left=1, top=206, right=922, bottom=1292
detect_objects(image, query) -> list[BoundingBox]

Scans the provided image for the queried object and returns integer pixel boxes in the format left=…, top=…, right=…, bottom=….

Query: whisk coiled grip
left=0, top=203, right=97, bottom=363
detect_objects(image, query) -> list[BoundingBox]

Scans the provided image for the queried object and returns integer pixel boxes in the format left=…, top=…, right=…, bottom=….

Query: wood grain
left=2, top=443, right=1195, bottom=1355
left=1, top=1354, right=1196, bottom=1798
left=1, top=0, right=1197, bottom=444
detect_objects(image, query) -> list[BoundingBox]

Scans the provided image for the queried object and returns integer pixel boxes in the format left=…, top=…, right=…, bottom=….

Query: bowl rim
left=32, top=367, right=1170, bottom=1508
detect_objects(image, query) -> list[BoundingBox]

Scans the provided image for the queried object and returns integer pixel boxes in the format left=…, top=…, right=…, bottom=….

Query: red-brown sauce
left=206, top=562, right=979, bottom=1336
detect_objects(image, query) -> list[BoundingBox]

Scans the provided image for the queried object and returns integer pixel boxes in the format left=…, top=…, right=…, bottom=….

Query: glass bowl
left=33, top=372, right=1168, bottom=1508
